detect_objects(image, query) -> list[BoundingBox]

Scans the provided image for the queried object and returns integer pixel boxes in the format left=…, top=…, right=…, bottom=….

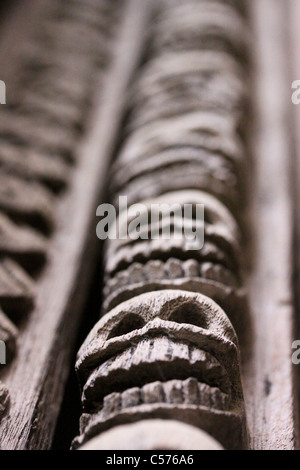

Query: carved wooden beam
left=75, top=0, right=251, bottom=450
left=75, top=290, right=248, bottom=450
left=0, top=0, right=133, bottom=448
left=79, top=420, right=224, bottom=450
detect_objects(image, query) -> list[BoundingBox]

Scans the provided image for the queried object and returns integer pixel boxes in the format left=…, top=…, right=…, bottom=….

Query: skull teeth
left=82, top=337, right=231, bottom=411
left=81, top=378, right=230, bottom=434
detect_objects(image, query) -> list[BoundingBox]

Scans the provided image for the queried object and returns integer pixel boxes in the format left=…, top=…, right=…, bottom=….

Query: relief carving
left=74, top=291, right=248, bottom=450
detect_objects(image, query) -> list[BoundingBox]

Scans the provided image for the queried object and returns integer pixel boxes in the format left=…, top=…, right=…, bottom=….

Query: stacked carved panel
left=74, top=0, right=251, bottom=450
left=0, top=0, right=123, bottom=421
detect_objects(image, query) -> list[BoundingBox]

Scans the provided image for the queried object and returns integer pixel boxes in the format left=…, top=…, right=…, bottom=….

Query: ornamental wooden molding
left=79, top=420, right=224, bottom=450
left=73, top=0, right=252, bottom=451
left=0, top=0, right=298, bottom=451
left=0, top=0, right=126, bottom=446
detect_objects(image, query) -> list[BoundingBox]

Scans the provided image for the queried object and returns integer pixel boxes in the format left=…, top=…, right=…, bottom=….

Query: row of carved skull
left=75, top=0, right=250, bottom=451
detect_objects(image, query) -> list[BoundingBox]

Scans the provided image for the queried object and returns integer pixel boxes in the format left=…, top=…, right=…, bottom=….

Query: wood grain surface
left=243, top=0, right=299, bottom=450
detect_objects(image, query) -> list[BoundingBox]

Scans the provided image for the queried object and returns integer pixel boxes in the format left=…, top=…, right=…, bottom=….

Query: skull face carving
left=103, top=191, right=247, bottom=339
left=74, top=290, right=248, bottom=450
left=127, top=51, right=248, bottom=133
left=151, top=1, right=250, bottom=62
left=111, top=149, right=244, bottom=219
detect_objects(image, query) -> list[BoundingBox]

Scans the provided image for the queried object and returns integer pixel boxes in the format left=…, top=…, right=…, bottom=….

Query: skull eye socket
left=169, top=302, right=207, bottom=329
left=107, top=313, right=145, bottom=340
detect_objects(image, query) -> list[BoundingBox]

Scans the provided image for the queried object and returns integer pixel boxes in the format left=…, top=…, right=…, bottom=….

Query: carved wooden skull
left=0, top=381, right=9, bottom=421
left=151, top=1, right=250, bottom=62
left=74, top=290, right=248, bottom=450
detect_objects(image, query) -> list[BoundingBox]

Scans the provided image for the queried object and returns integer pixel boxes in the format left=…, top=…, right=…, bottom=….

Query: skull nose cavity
left=168, top=301, right=208, bottom=329
left=107, top=313, right=146, bottom=340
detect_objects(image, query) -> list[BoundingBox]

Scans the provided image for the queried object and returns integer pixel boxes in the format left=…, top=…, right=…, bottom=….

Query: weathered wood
left=74, top=290, right=248, bottom=450
left=0, top=308, right=18, bottom=362
left=0, top=258, right=35, bottom=315
left=151, top=1, right=250, bottom=63
left=105, top=190, right=241, bottom=277
left=74, top=0, right=250, bottom=451
left=127, top=50, right=248, bottom=132
left=111, top=149, right=244, bottom=216
left=0, top=0, right=121, bottom=285
left=289, top=0, right=300, bottom=448
left=0, top=213, right=47, bottom=272
left=0, top=0, right=297, bottom=451
left=0, top=142, right=69, bottom=192
left=242, top=0, right=299, bottom=450
left=0, top=0, right=151, bottom=450
left=0, top=308, right=18, bottom=424
left=0, top=382, right=9, bottom=422
left=102, top=188, right=248, bottom=341
left=0, top=172, right=55, bottom=233
left=162, top=0, right=247, bottom=16
left=118, top=112, right=244, bottom=166
left=0, top=0, right=120, bottom=257
left=0, top=0, right=51, bottom=94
